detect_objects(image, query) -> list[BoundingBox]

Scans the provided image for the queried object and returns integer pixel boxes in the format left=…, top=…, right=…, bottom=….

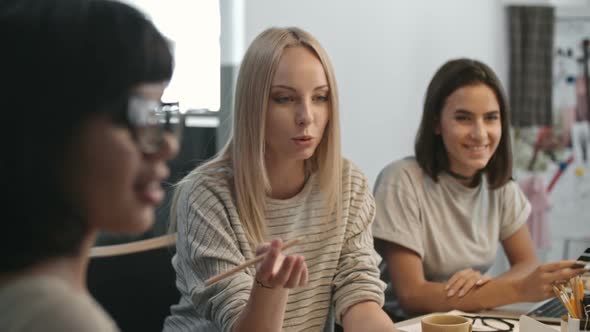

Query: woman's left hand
left=444, top=268, right=492, bottom=298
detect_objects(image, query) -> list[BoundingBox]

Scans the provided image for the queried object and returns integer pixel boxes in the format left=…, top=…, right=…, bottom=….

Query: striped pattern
left=163, top=159, right=385, bottom=332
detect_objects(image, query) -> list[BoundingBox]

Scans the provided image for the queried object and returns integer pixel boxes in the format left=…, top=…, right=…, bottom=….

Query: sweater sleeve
left=174, top=179, right=253, bottom=332
left=332, top=165, right=386, bottom=324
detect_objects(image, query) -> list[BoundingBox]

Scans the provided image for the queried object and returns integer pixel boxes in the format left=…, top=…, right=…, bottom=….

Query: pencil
left=205, top=238, right=302, bottom=286
left=554, top=284, right=576, bottom=318
left=571, top=278, right=581, bottom=318
left=577, top=277, right=585, bottom=319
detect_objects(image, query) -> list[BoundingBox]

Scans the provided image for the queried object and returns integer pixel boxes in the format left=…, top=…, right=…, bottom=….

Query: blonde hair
left=170, top=27, right=342, bottom=247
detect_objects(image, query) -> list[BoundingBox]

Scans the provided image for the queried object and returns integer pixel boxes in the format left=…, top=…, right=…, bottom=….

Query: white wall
left=244, top=0, right=508, bottom=187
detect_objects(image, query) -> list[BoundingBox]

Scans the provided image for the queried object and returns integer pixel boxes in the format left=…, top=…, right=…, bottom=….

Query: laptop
left=526, top=297, right=569, bottom=324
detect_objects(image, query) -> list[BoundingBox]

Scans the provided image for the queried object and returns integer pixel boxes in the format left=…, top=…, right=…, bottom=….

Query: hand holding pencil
left=206, top=238, right=308, bottom=289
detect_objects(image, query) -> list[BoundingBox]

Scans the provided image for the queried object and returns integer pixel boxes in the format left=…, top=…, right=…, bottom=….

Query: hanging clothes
left=554, top=75, right=577, bottom=147
left=518, top=174, right=551, bottom=249
left=575, top=75, right=590, bottom=122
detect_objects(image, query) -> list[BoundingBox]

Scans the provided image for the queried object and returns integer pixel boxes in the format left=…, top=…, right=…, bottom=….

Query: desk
left=395, top=305, right=561, bottom=332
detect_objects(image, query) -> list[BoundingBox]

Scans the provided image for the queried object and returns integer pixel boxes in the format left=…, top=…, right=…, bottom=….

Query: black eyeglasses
left=460, top=315, right=515, bottom=332
left=127, top=96, right=184, bottom=153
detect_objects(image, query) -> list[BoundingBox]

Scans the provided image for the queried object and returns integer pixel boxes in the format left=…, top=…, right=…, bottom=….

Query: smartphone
left=571, top=247, right=590, bottom=269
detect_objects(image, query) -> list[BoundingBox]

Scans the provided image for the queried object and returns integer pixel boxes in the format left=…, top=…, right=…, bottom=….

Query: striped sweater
left=163, top=159, right=385, bottom=332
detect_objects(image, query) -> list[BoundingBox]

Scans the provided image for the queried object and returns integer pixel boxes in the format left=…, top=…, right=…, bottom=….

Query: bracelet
left=255, top=278, right=274, bottom=289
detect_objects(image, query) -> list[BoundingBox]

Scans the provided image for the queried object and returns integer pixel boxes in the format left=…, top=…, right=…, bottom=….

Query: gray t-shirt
left=373, top=157, right=530, bottom=282
left=0, top=275, right=119, bottom=332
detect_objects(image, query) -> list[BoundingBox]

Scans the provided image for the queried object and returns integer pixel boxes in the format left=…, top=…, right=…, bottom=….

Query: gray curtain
left=509, top=6, right=554, bottom=127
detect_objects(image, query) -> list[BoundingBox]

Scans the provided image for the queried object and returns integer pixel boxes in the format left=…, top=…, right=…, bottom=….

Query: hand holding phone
left=570, top=247, right=590, bottom=270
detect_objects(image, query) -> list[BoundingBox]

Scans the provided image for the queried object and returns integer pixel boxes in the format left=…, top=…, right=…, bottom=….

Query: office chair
left=374, top=240, right=408, bottom=323
left=87, top=233, right=179, bottom=332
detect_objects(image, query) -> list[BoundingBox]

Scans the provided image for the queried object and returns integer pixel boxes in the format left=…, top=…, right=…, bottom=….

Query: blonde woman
left=163, top=27, right=396, bottom=332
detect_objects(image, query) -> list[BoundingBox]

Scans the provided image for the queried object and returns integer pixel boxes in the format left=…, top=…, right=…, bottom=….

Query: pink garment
left=518, top=175, right=551, bottom=249
left=555, top=74, right=576, bottom=146
left=560, top=106, right=575, bottom=146
left=575, top=76, right=589, bottom=122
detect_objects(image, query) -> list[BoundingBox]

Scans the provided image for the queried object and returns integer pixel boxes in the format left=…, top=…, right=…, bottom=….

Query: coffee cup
left=421, top=314, right=472, bottom=332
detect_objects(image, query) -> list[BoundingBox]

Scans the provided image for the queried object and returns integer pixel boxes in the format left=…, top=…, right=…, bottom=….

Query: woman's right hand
left=254, top=238, right=308, bottom=289
left=518, top=260, right=586, bottom=302
left=445, top=268, right=492, bottom=298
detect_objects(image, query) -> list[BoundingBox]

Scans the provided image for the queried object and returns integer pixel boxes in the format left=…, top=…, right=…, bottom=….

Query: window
left=122, top=0, right=221, bottom=112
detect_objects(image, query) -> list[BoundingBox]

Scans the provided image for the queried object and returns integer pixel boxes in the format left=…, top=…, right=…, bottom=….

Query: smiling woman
left=0, top=0, right=179, bottom=330
left=372, top=58, right=587, bottom=321
left=435, top=83, right=502, bottom=185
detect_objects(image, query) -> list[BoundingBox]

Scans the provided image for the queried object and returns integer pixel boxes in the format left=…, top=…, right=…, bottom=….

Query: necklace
left=446, top=169, right=474, bottom=181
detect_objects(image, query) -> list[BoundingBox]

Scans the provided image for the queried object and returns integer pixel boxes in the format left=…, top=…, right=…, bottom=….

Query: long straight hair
left=171, top=27, right=342, bottom=246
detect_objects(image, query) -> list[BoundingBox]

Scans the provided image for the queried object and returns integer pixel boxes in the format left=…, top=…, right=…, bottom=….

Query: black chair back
left=87, top=235, right=179, bottom=332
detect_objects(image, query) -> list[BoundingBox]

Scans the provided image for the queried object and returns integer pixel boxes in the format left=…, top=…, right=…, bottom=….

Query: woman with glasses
left=372, top=58, right=586, bottom=320
left=164, top=27, right=397, bottom=331
left=0, top=0, right=180, bottom=330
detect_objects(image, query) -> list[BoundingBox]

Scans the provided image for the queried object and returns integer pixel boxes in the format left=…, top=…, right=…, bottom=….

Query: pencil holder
left=560, top=315, right=590, bottom=332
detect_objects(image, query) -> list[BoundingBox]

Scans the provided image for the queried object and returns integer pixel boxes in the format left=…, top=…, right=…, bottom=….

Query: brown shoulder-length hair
left=414, top=58, right=512, bottom=189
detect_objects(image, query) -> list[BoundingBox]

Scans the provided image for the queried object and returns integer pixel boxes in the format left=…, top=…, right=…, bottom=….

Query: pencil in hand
left=205, top=238, right=302, bottom=286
